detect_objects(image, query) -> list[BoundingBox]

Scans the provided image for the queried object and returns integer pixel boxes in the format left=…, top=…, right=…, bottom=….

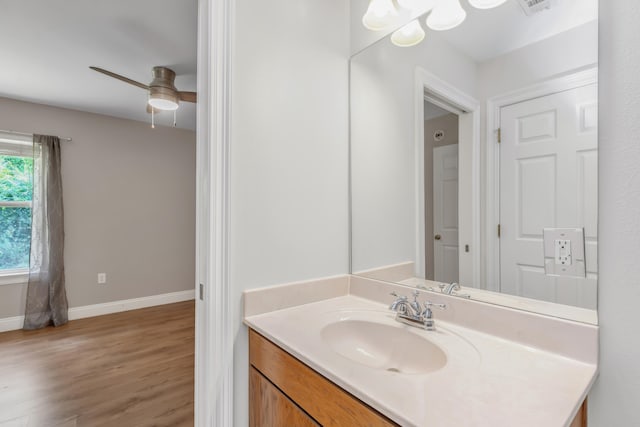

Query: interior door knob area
left=435, top=234, right=442, bottom=240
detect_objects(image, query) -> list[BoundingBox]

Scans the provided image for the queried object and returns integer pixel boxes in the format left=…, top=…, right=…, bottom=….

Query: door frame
left=195, top=0, right=234, bottom=425
left=414, top=67, right=480, bottom=286
left=484, top=66, right=598, bottom=292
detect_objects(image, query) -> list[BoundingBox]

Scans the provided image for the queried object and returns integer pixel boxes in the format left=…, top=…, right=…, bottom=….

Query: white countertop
left=245, top=293, right=597, bottom=427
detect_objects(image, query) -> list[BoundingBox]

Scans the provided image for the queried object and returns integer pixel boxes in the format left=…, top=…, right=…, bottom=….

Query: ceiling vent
left=516, top=0, right=552, bottom=16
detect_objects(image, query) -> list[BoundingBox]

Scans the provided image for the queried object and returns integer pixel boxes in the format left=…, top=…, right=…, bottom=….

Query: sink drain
left=386, top=367, right=401, bottom=373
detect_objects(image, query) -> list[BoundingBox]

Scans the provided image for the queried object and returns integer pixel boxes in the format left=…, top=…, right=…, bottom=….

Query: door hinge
left=497, top=128, right=501, bottom=143
left=199, top=283, right=204, bottom=300
left=497, top=224, right=501, bottom=238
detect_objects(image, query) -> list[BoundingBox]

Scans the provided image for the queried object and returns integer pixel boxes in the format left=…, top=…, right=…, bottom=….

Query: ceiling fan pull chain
left=173, top=110, right=177, bottom=127
left=151, top=107, right=155, bottom=129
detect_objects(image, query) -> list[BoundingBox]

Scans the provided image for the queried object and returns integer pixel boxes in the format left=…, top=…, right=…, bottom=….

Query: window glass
left=0, top=155, right=33, bottom=271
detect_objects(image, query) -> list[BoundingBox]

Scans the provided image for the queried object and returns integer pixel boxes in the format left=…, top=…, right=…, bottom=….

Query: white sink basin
left=320, top=319, right=447, bottom=374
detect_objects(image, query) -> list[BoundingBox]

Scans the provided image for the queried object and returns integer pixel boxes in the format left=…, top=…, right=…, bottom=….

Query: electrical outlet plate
left=543, top=228, right=586, bottom=278
left=97, top=273, right=107, bottom=284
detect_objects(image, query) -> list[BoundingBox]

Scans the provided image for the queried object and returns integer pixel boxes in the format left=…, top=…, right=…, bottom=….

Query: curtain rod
left=0, top=129, right=72, bottom=142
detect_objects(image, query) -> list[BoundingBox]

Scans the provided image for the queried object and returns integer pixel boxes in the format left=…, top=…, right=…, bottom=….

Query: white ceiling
left=0, top=0, right=197, bottom=130
left=439, top=0, right=598, bottom=62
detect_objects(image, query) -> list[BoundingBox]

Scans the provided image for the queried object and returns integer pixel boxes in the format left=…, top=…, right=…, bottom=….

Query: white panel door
left=433, top=144, right=459, bottom=283
left=500, top=84, right=598, bottom=308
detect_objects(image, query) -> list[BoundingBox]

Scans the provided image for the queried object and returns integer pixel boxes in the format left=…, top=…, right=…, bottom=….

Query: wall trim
left=0, top=290, right=195, bottom=333
left=0, top=315, right=23, bottom=333
left=195, top=0, right=233, bottom=425
left=484, top=66, right=598, bottom=292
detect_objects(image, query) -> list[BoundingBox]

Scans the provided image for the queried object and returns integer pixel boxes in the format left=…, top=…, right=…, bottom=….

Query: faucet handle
left=389, top=292, right=407, bottom=302
left=424, top=301, right=447, bottom=310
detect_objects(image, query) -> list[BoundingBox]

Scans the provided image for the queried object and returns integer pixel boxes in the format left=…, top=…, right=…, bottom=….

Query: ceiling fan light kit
left=148, top=88, right=180, bottom=111
left=364, top=0, right=508, bottom=46
left=89, top=65, right=196, bottom=127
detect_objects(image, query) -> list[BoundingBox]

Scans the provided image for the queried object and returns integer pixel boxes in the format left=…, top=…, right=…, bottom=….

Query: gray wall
left=589, top=2, right=640, bottom=425
left=0, top=97, right=196, bottom=319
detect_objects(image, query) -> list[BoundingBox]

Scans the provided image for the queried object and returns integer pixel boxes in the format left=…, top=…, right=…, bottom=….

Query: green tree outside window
left=0, top=155, right=33, bottom=270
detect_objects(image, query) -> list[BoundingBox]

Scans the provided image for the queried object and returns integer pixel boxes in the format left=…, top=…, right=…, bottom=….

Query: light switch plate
left=543, top=228, right=586, bottom=278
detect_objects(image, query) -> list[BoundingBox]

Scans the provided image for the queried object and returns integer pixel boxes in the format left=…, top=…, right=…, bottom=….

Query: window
left=0, top=136, right=33, bottom=284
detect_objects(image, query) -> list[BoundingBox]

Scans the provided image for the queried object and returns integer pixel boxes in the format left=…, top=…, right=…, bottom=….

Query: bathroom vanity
left=244, top=276, right=597, bottom=427
left=249, top=330, right=395, bottom=426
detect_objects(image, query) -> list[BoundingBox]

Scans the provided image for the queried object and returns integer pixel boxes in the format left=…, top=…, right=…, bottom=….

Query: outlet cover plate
left=543, top=228, right=586, bottom=278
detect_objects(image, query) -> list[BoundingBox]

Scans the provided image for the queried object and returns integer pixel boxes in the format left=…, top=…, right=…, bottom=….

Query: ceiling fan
left=89, top=66, right=197, bottom=112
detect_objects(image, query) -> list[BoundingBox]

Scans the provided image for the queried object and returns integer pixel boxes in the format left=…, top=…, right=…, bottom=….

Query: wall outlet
left=555, top=239, right=572, bottom=266
left=543, top=228, right=586, bottom=278
left=97, top=273, right=107, bottom=284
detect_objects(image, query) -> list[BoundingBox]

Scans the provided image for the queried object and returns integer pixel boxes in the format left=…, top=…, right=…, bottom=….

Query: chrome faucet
left=441, top=282, right=460, bottom=295
left=389, top=290, right=446, bottom=331
left=439, top=282, right=471, bottom=298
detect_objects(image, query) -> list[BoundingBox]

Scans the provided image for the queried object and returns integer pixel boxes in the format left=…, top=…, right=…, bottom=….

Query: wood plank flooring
left=0, top=301, right=194, bottom=427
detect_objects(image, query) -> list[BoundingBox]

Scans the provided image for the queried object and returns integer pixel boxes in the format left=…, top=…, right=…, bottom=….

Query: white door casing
left=499, top=83, right=598, bottom=308
left=414, top=67, right=480, bottom=286
left=195, top=0, right=234, bottom=425
left=433, top=144, right=459, bottom=283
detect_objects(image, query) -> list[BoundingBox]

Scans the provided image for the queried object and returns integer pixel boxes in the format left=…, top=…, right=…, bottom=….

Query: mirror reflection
left=350, top=0, right=598, bottom=323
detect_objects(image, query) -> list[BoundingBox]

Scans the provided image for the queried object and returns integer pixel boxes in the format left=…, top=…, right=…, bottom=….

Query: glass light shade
left=426, top=0, right=467, bottom=31
left=148, top=97, right=179, bottom=111
left=362, top=0, right=398, bottom=31
left=468, top=0, right=507, bottom=9
left=397, top=0, right=420, bottom=10
left=391, top=20, right=426, bottom=47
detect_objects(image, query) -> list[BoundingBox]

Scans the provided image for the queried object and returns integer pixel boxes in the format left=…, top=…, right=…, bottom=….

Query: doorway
left=423, top=101, right=459, bottom=283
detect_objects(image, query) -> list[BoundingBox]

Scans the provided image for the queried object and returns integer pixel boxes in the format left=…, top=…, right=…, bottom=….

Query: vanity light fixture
left=391, top=19, right=426, bottom=47
left=362, top=0, right=399, bottom=31
left=426, top=0, right=467, bottom=31
left=397, top=0, right=423, bottom=11
left=362, top=0, right=509, bottom=47
left=467, top=0, right=508, bottom=8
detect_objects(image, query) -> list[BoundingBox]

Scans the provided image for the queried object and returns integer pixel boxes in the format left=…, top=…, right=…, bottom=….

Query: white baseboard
left=0, top=289, right=195, bottom=333
left=0, top=315, right=24, bottom=333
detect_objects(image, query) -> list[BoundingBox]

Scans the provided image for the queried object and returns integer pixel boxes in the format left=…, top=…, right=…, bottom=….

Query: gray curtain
left=23, top=135, right=68, bottom=329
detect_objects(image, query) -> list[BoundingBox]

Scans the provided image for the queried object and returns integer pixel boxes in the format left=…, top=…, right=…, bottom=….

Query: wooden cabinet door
left=249, top=366, right=319, bottom=427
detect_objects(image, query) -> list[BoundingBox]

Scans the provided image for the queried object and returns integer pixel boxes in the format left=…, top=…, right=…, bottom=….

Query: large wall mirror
left=350, top=0, right=598, bottom=324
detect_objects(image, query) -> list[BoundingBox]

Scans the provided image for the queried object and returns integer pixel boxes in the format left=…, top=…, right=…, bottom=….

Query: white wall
left=0, top=97, right=196, bottom=319
left=476, top=20, right=598, bottom=99
left=350, top=32, right=477, bottom=274
left=230, top=0, right=350, bottom=425
left=588, top=2, right=640, bottom=425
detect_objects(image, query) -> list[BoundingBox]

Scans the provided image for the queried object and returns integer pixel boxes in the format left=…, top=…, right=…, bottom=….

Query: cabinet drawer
left=250, top=366, right=319, bottom=427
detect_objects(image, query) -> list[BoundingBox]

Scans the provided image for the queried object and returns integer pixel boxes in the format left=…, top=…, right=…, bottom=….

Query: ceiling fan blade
left=178, top=91, right=197, bottom=103
left=89, top=66, right=149, bottom=90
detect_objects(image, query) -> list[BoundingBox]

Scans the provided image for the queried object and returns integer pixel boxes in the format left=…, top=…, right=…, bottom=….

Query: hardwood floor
left=0, top=301, right=194, bottom=427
